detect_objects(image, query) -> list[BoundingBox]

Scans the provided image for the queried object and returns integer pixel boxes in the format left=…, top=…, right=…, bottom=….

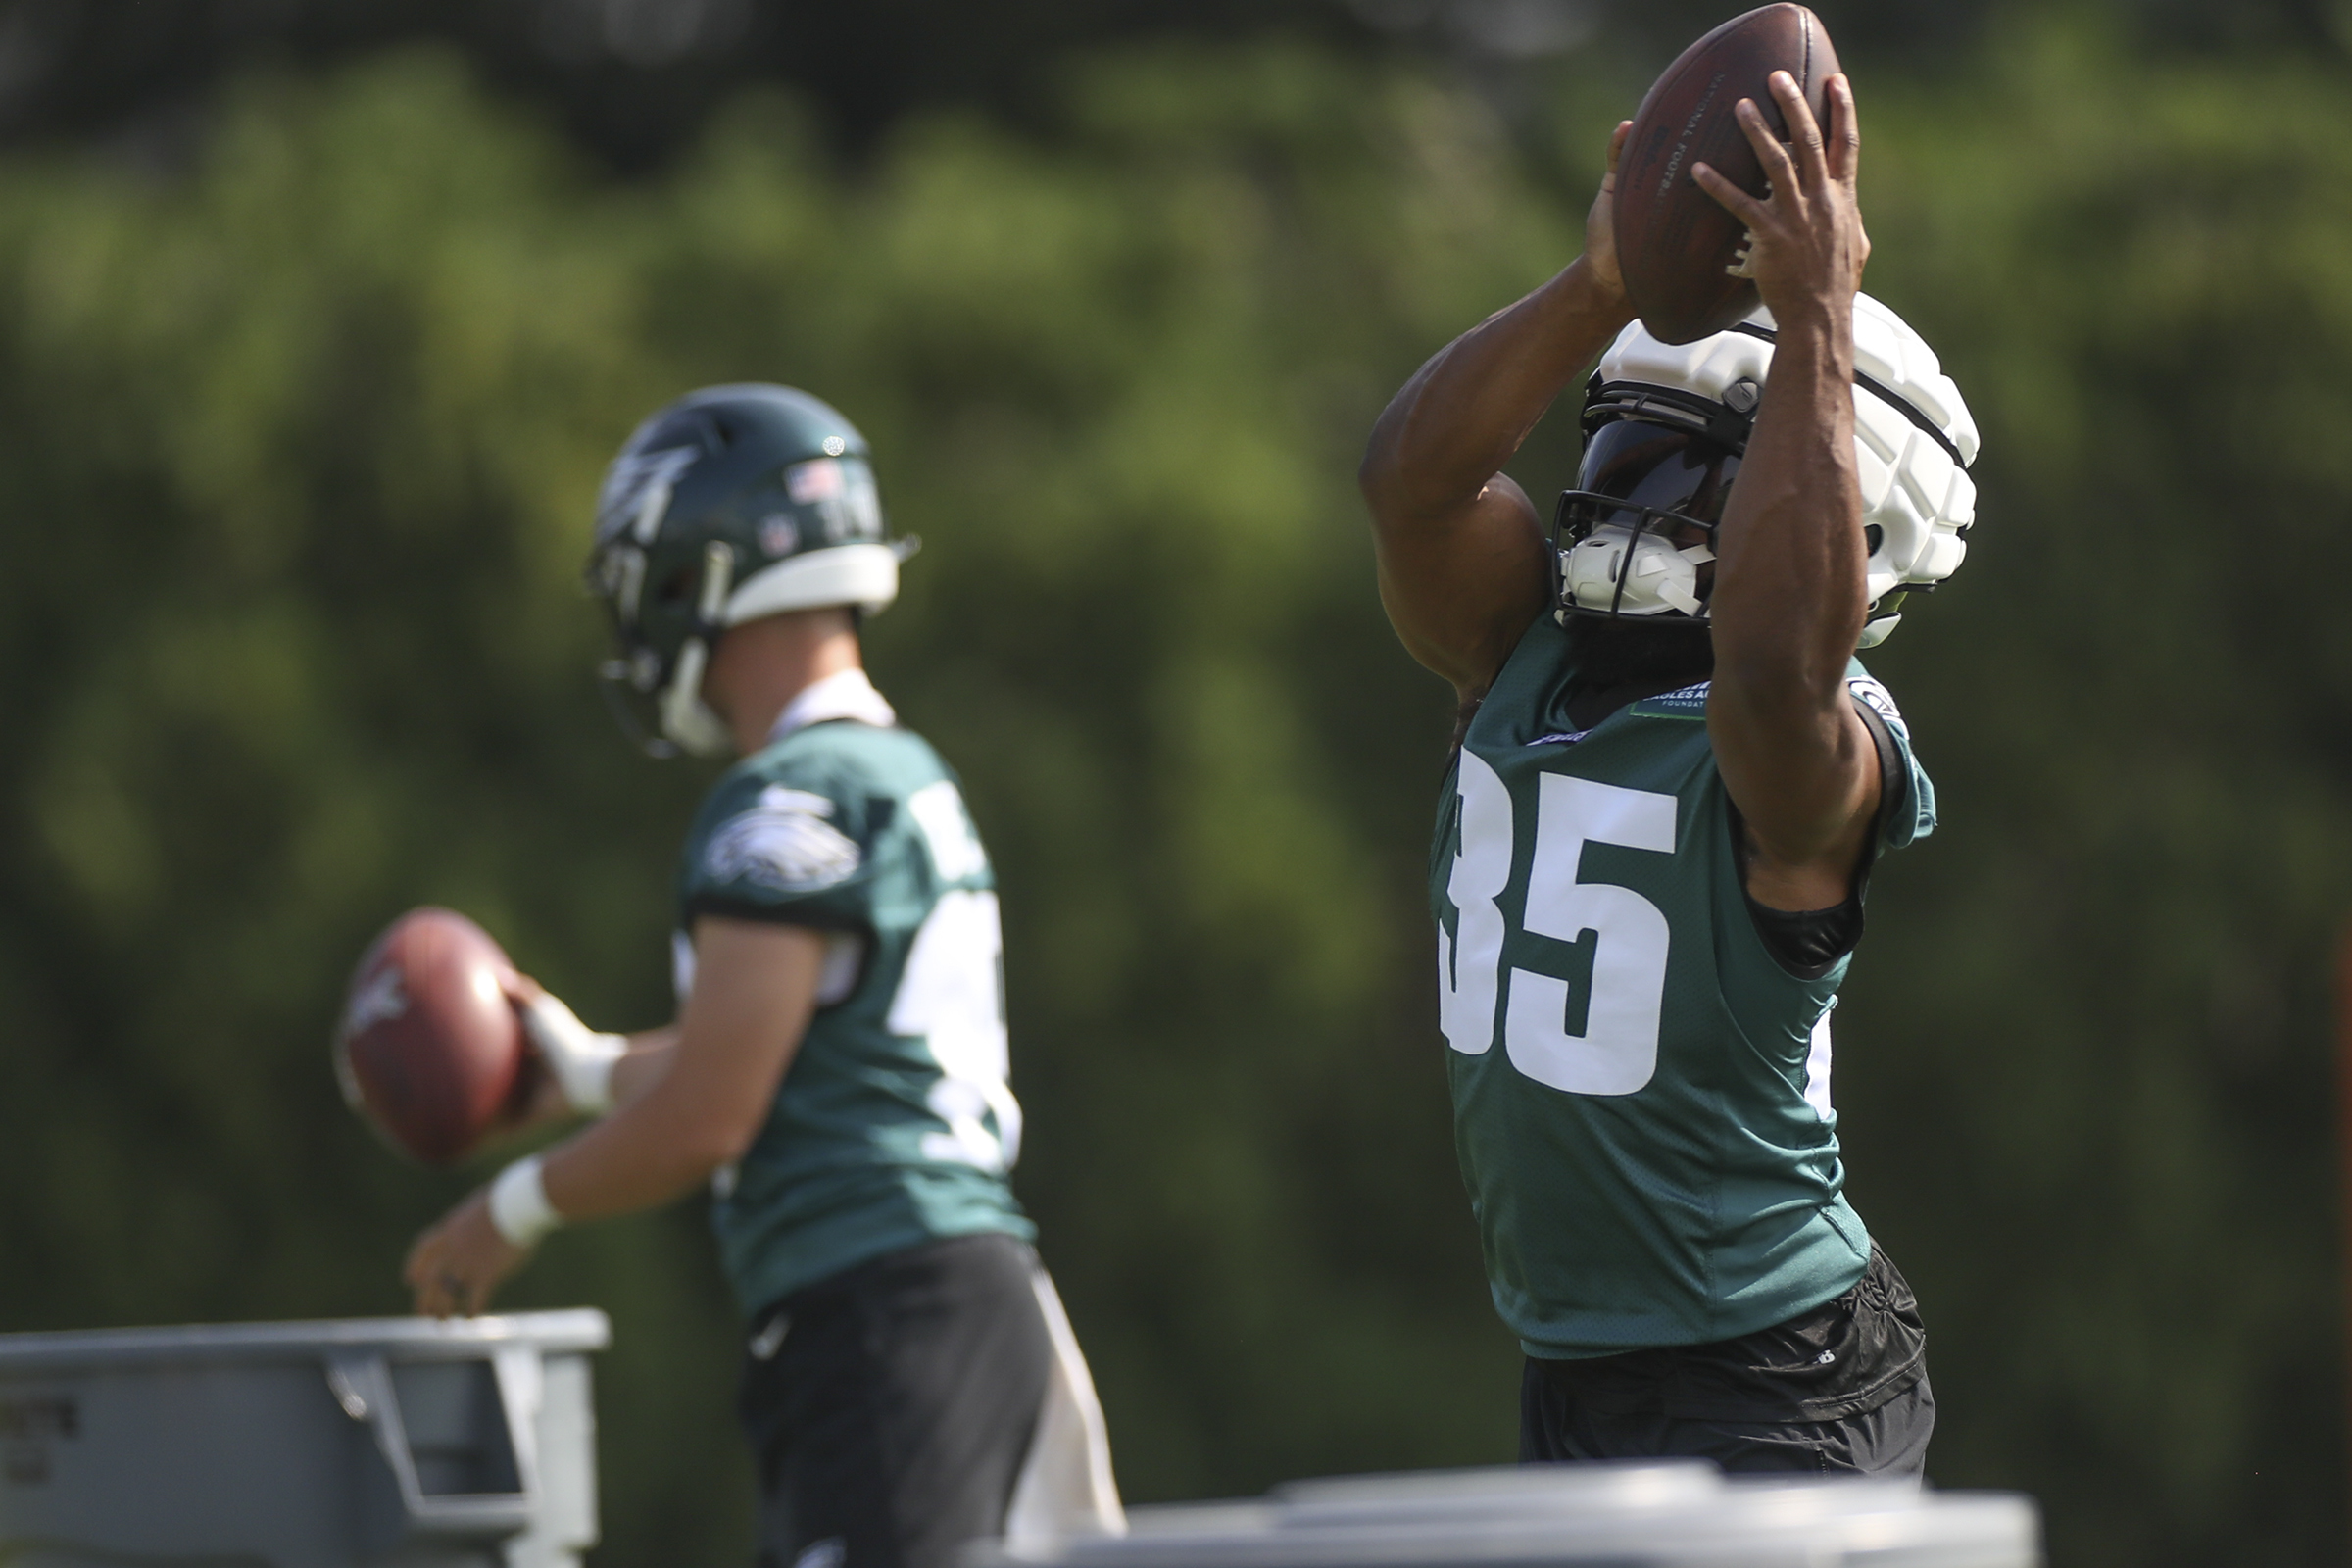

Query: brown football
left=333, top=907, right=525, bottom=1166
left=1612, top=4, right=1840, bottom=345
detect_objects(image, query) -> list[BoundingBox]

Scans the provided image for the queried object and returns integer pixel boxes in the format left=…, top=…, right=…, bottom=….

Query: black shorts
left=739, top=1231, right=1054, bottom=1568
left=1519, top=1245, right=1934, bottom=1477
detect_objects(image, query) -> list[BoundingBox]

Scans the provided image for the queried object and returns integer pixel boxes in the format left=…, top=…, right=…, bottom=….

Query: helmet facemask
left=1553, top=415, right=1741, bottom=624
left=592, top=537, right=738, bottom=760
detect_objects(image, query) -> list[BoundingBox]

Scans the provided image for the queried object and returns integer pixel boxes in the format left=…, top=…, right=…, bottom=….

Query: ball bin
left=0, top=1309, right=607, bottom=1568
left=977, top=1460, right=2041, bottom=1568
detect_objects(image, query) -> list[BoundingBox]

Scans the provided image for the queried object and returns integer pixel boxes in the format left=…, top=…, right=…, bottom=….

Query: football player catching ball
left=404, top=385, right=1122, bottom=1566
left=1359, top=74, right=1978, bottom=1473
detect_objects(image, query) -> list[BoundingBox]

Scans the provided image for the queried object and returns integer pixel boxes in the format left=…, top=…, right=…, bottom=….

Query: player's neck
left=1562, top=614, right=1714, bottom=731
left=705, top=609, right=863, bottom=755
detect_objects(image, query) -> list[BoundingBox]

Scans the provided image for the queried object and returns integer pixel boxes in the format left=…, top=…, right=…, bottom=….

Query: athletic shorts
left=739, top=1232, right=1054, bottom=1568
left=1519, top=1245, right=1934, bottom=1477
left=1520, top=1368, right=1935, bottom=1476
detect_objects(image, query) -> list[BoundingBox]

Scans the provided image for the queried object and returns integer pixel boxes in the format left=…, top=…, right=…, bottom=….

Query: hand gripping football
left=1613, top=4, right=1841, bottom=344
left=334, top=907, right=526, bottom=1165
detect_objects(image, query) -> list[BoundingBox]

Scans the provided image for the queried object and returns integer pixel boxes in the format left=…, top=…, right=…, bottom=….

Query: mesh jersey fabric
left=1431, top=611, right=1936, bottom=1359
left=677, top=717, right=1034, bottom=1317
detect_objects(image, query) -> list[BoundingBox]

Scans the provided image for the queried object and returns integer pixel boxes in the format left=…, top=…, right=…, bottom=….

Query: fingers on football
left=1690, top=161, right=1766, bottom=226
left=1768, top=71, right=1829, bottom=188
left=1731, top=94, right=1802, bottom=199
left=1605, top=119, right=1630, bottom=177
left=1825, top=74, right=1860, bottom=186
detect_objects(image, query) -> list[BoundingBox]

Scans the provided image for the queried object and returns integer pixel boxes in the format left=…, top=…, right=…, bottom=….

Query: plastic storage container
left=978, top=1460, right=2040, bottom=1568
left=0, top=1308, right=608, bottom=1568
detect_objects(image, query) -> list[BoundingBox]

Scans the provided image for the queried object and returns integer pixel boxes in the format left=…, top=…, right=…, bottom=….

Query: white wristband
left=521, top=995, right=628, bottom=1116
left=488, top=1154, right=562, bottom=1249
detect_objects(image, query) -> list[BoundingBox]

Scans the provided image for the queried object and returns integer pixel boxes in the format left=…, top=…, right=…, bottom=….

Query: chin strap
left=658, top=541, right=738, bottom=757
left=1553, top=485, right=1720, bottom=622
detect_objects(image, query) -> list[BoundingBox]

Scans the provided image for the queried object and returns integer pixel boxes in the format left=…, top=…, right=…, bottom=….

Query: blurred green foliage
left=0, top=18, right=2341, bottom=1567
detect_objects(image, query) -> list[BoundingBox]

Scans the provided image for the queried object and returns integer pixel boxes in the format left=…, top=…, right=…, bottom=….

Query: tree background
left=0, top=3, right=2343, bottom=1564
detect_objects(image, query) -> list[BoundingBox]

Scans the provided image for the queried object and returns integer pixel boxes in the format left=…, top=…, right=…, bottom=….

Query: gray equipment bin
left=978, top=1462, right=2041, bottom=1568
left=0, top=1308, right=608, bottom=1568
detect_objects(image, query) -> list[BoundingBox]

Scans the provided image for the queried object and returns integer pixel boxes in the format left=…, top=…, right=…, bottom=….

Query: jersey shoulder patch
left=1845, top=673, right=1910, bottom=738
left=704, top=784, right=862, bottom=893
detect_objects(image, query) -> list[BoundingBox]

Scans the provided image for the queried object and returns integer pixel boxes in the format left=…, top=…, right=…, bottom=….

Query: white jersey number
left=1438, top=751, right=1512, bottom=1055
left=890, top=889, right=1025, bottom=1173
left=907, top=779, right=989, bottom=881
left=1440, top=764, right=1677, bottom=1097
left=893, top=779, right=1022, bottom=1170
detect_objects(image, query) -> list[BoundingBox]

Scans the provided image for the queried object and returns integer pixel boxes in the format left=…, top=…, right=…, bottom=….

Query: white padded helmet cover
left=1592, top=292, right=1979, bottom=643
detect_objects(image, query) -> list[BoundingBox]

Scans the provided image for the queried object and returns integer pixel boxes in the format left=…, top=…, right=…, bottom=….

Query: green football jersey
left=676, top=716, right=1034, bottom=1317
left=1432, top=612, right=1935, bottom=1359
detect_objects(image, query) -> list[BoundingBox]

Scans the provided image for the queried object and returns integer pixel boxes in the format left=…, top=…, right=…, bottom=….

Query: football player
left=403, top=384, right=1123, bottom=1566
left=1358, top=74, right=1977, bottom=1473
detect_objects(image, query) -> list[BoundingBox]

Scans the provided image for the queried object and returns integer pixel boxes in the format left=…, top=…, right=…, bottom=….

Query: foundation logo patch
left=1630, top=681, right=1712, bottom=719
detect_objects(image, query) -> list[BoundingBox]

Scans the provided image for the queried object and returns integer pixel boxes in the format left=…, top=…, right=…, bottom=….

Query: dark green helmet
left=585, top=384, right=908, bottom=756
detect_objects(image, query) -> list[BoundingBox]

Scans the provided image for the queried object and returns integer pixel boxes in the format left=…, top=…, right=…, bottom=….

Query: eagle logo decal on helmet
left=596, top=443, right=699, bottom=548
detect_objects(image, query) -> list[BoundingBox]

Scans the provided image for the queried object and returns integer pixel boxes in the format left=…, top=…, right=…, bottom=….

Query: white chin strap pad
left=659, top=637, right=735, bottom=757
left=1561, top=528, right=1714, bottom=618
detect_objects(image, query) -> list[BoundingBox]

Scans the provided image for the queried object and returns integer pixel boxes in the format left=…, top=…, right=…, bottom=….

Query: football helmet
left=1555, top=292, right=1980, bottom=648
left=586, top=384, right=910, bottom=757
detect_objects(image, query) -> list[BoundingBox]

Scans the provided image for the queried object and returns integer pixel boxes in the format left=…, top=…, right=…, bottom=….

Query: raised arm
left=1691, top=73, right=1881, bottom=912
left=1358, top=124, right=1639, bottom=700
